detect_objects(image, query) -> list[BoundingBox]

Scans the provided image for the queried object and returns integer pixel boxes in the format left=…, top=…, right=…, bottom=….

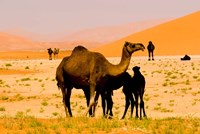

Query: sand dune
left=95, top=11, right=200, bottom=57
left=0, top=19, right=168, bottom=51
left=0, top=32, right=70, bottom=51
left=61, top=19, right=169, bottom=44
left=0, top=32, right=60, bottom=51
left=0, top=32, right=38, bottom=51
left=1, top=11, right=199, bottom=56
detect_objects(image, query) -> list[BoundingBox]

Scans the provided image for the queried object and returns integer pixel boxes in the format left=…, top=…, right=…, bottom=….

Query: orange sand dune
left=0, top=31, right=101, bottom=51
left=0, top=32, right=44, bottom=51
left=95, top=11, right=200, bottom=57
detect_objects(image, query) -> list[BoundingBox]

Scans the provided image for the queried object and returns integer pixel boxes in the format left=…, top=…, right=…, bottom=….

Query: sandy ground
left=0, top=53, right=200, bottom=119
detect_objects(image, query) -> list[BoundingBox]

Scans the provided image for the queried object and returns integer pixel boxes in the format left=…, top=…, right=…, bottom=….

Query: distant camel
left=121, top=66, right=147, bottom=119
left=53, top=48, right=59, bottom=59
left=47, top=48, right=53, bottom=60
left=56, top=42, right=145, bottom=117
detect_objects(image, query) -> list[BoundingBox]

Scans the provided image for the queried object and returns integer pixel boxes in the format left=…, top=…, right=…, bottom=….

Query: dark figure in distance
left=147, top=41, right=155, bottom=61
left=47, top=48, right=53, bottom=60
left=181, top=54, right=191, bottom=61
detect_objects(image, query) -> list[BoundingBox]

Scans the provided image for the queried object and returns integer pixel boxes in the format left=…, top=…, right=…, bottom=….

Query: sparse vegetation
left=5, top=63, right=12, bottom=67
left=41, top=100, right=48, bottom=106
left=0, top=116, right=199, bottom=134
left=25, top=66, right=29, bottom=69
left=21, top=78, right=31, bottom=81
left=0, top=107, right=5, bottom=111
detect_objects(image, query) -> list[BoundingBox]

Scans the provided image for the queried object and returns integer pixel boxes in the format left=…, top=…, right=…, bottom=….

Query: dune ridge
left=95, top=11, right=200, bottom=57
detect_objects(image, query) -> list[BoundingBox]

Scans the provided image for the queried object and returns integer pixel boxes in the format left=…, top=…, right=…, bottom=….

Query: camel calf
left=122, top=66, right=147, bottom=119
left=101, top=72, right=131, bottom=118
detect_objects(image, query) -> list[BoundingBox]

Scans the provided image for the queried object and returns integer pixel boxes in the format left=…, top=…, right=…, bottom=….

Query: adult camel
left=57, top=63, right=129, bottom=118
left=57, top=60, right=128, bottom=118
left=57, top=41, right=145, bottom=117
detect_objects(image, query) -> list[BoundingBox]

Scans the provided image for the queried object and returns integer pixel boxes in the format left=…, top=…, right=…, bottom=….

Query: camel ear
left=132, top=67, right=134, bottom=71
left=124, top=41, right=129, bottom=47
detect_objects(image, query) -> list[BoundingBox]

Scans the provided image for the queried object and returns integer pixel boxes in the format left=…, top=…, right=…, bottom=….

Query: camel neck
left=107, top=47, right=131, bottom=76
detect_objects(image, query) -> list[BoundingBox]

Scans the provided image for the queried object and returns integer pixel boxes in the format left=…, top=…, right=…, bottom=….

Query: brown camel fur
left=56, top=56, right=92, bottom=117
left=57, top=61, right=129, bottom=118
left=56, top=59, right=128, bottom=117
left=58, top=41, right=145, bottom=117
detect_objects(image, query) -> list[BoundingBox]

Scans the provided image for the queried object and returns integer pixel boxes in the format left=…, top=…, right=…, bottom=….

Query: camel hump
left=72, top=45, right=88, bottom=52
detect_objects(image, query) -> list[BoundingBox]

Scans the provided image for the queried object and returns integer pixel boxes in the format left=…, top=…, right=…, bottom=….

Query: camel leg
left=101, top=92, right=106, bottom=116
left=61, top=86, right=72, bottom=117
left=140, top=94, right=147, bottom=119
left=143, top=101, right=147, bottom=118
left=92, top=90, right=100, bottom=117
left=140, top=100, right=145, bottom=119
left=134, top=93, right=139, bottom=118
left=106, top=90, right=113, bottom=118
left=85, top=82, right=96, bottom=116
left=65, top=87, right=72, bottom=117
left=130, top=93, right=135, bottom=118
left=61, top=87, right=68, bottom=117
left=83, top=88, right=92, bottom=116
left=121, top=94, right=130, bottom=119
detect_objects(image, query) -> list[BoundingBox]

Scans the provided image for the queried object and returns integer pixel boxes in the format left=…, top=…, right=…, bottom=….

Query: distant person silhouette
left=147, top=41, right=155, bottom=61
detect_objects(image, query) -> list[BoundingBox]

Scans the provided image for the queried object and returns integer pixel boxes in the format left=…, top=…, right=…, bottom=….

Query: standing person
left=147, top=41, right=155, bottom=61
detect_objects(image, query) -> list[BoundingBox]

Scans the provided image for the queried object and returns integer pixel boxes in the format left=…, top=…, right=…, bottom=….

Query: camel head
left=132, top=66, right=140, bottom=73
left=124, top=41, right=145, bottom=55
left=47, top=48, right=53, bottom=54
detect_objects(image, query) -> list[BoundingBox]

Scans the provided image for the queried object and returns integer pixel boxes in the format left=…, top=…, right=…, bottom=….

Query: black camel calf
left=122, top=66, right=147, bottom=119
left=101, top=72, right=132, bottom=118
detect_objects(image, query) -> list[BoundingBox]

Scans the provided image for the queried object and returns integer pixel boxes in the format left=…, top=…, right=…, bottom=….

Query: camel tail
left=55, top=56, right=69, bottom=90
left=55, top=75, right=64, bottom=90
left=55, top=76, right=60, bottom=90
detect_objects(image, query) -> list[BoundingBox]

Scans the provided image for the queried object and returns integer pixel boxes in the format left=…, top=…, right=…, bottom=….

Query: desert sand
left=0, top=52, right=200, bottom=119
